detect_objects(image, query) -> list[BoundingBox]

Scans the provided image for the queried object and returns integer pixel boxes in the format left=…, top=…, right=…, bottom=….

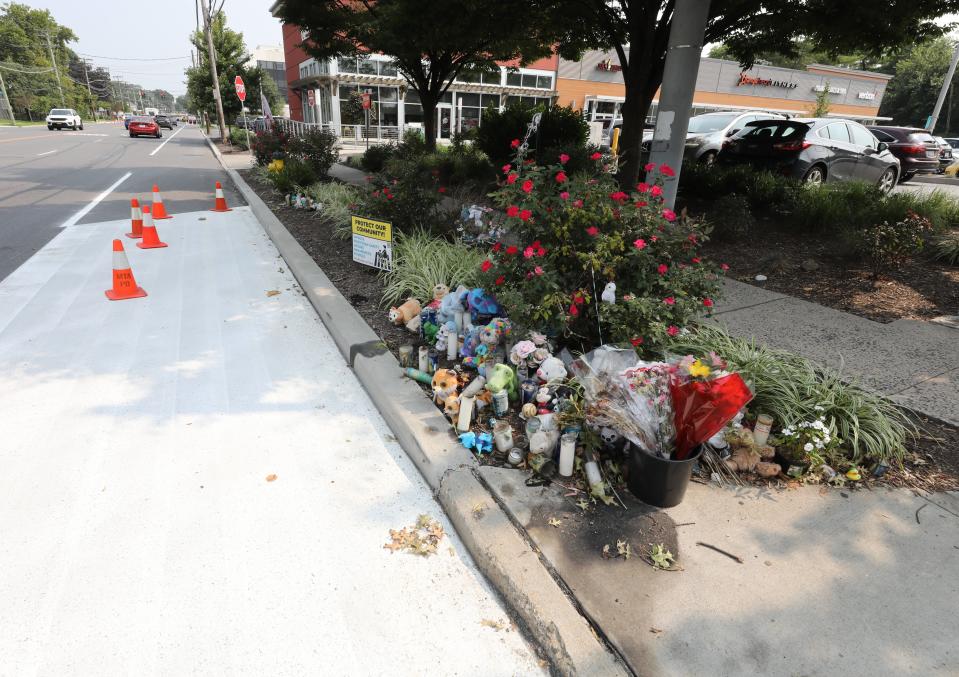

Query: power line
left=77, top=53, right=190, bottom=62
left=0, top=62, right=55, bottom=74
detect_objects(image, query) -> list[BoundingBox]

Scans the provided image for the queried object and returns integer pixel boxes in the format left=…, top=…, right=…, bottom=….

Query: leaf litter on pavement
left=384, top=514, right=445, bottom=556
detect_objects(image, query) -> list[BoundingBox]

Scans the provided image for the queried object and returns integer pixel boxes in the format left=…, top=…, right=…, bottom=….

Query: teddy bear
left=479, top=318, right=511, bottom=354
left=431, top=369, right=459, bottom=405
left=486, top=363, right=518, bottom=401
left=432, top=283, right=449, bottom=305
left=443, top=395, right=460, bottom=420
left=437, top=285, right=469, bottom=325
left=389, top=298, right=422, bottom=326
left=536, top=356, right=567, bottom=385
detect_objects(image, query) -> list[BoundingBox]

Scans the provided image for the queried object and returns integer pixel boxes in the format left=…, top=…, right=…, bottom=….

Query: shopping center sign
left=736, top=72, right=798, bottom=90
left=596, top=58, right=622, bottom=72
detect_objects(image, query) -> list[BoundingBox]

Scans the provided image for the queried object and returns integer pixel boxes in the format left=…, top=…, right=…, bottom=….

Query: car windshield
left=735, top=121, right=809, bottom=140
left=155, top=115, right=167, bottom=119
left=686, top=113, right=740, bottom=134
left=131, top=116, right=153, bottom=123
left=50, top=109, right=71, bottom=115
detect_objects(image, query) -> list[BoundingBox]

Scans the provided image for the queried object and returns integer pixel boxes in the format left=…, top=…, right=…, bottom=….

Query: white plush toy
left=601, top=281, right=616, bottom=304
left=536, top=356, right=568, bottom=384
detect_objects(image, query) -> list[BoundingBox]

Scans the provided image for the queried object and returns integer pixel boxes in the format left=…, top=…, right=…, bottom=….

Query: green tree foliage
left=273, top=0, right=567, bottom=151
left=879, top=37, right=958, bottom=133
left=555, top=0, right=959, bottom=188
left=707, top=39, right=883, bottom=73
left=185, top=12, right=282, bottom=122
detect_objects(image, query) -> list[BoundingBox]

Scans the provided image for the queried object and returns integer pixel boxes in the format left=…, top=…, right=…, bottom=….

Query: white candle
left=558, top=432, right=577, bottom=477
left=446, top=334, right=457, bottom=361
left=454, top=310, right=464, bottom=335
left=457, top=395, right=475, bottom=432
left=418, top=346, right=429, bottom=372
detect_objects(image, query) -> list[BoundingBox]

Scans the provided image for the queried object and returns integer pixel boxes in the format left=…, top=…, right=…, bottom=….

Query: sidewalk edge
left=204, top=135, right=630, bottom=677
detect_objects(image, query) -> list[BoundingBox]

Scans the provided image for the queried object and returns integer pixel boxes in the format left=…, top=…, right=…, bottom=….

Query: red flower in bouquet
left=524, top=246, right=534, bottom=259
left=492, top=242, right=502, bottom=252
left=691, top=257, right=701, bottom=264
left=703, top=298, right=714, bottom=307
left=721, top=263, right=729, bottom=271
left=634, top=238, right=647, bottom=250
left=630, top=337, right=644, bottom=347
left=644, top=162, right=656, bottom=172
left=658, top=264, right=669, bottom=275
left=495, top=275, right=505, bottom=285
left=650, top=185, right=663, bottom=197
left=662, top=209, right=677, bottom=222
left=636, top=182, right=649, bottom=193
left=634, top=200, right=648, bottom=208
left=609, top=191, right=628, bottom=203
left=534, top=266, right=544, bottom=275
left=667, top=325, right=680, bottom=336
left=663, top=296, right=675, bottom=305
left=560, top=191, right=570, bottom=200
left=502, top=164, right=511, bottom=174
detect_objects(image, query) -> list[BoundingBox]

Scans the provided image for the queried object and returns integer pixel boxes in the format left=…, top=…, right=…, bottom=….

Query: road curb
left=203, top=134, right=629, bottom=676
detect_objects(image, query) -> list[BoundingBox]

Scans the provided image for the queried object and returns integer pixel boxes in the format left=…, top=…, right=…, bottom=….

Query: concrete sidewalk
left=0, top=208, right=544, bottom=675
left=715, top=279, right=959, bottom=426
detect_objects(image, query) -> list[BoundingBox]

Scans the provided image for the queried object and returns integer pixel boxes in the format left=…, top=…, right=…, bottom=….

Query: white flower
left=814, top=405, right=824, bottom=411
left=803, top=442, right=814, bottom=453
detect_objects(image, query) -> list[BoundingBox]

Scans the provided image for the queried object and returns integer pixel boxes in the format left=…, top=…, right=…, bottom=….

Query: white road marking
left=63, top=132, right=108, bottom=137
left=149, top=125, right=185, bottom=156
left=59, top=172, right=132, bottom=228
left=36, top=149, right=57, bottom=156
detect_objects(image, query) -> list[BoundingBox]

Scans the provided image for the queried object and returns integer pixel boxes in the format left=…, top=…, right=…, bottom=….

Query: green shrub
left=478, top=149, right=724, bottom=353
left=303, top=181, right=359, bottom=238
left=380, top=229, right=486, bottom=306
left=250, top=127, right=291, bottom=166
left=932, top=230, right=959, bottom=264
left=395, top=128, right=429, bottom=159
left=267, top=158, right=317, bottom=194
left=288, top=128, right=339, bottom=176
left=856, top=212, right=932, bottom=279
left=360, top=142, right=397, bottom=172
left=709, top=194, right=755, bottom=241
left=476, top=103, right=588, bottom=167
left=669, top=323, right=912, bottom=465
left=228, top=125, right=250, bottom=150
left=357, top=156, right=445, bottom=234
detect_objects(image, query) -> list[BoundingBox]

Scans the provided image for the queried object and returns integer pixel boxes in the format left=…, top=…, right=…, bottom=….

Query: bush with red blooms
left=477, top=154, right=725, bottom=353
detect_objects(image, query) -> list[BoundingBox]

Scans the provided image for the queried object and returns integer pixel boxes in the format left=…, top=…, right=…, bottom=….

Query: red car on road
left=129, top=116, right=161, bottom=138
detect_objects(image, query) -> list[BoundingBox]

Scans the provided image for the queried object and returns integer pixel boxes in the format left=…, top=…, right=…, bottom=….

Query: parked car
left=128, top=116, right=161, bottom=138
left=717, top=118, right=900, bottom=193
left=154, top=114, right=174, bottom=130
left=866, top=126, right=939, bottom=182
left=934, top=136, right=954, bottom=173
left=944, top=137, right=959, bottom=150
left=46, top=108, right=82, bottom=131
left=123, top=113, right=133, bottom=129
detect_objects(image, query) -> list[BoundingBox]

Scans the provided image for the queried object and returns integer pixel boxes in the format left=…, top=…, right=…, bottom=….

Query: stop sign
left=234, top=76, right=246, bottom=102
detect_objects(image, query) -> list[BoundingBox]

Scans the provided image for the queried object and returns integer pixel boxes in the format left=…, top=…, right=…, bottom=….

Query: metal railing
left=274, top=116, right=404, bottom=143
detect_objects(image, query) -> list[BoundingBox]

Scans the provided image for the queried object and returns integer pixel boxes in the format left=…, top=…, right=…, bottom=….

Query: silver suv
left=642, top=110, right=787, bottom=164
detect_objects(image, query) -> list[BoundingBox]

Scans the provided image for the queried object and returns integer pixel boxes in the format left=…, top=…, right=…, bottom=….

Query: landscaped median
left=206, top=120, right=959, bottom=674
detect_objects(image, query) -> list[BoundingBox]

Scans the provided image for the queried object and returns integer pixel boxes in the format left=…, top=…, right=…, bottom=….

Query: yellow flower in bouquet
left=688, top=359, right=711, bottom=379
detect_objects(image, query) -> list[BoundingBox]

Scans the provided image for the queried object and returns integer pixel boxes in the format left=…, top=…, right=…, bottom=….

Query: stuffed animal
left=479, top=318, right=511, bottom=353
left=474, top=390, right=493, bottom=410
left=443, top=395, right=460, bottom=420
left=536, top=356, right=568, bottom=385
left=405, top=315, right=421, bottom=334
left=389, top=298, right=422, bottom=326
left=486, top=363, right=518, bottom=400
left=601, top=281, right=616, bottom=304
left=466, top=288, right=503, bottom=324
left=433, top=283, right=449, bottom=303
left=755, top=461, right=782, bottom=478
left=535, top=386, right=552, bottom=414
left=431, top=368, right=459, bottom=405
left=434, top=324, right=453, bottom=352
left=437, top=285, right=469, bottom=325
left=521, top=402, right=538, bottom=419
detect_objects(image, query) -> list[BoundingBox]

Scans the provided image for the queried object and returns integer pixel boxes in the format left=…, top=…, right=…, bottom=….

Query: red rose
left=660, top=163, right=675, bottom=177
left=637, top=182, right=649, bottom=193
left=650, top=185, right=663, bottom=197
left=692, top=257, right=701, bottom=264
left=522, top=179, right=534, bottom=193
left=495, top=275, right=505, bottom=285
left=703, top=298, right=714, bottom=307
left=720, top=263, right=730, bottom=271
left=493, top=242, right=502, bottom=252
left=502, top=164, right=512, bottom=174
left=667, top=325, right=679, bottom=337
left=644, top=162, right=656, bottom=172
left=506, top=173, right=517, bottom=185
left=559, top=153, right=570, bottom=164
left=657, top=264, right=668, bottom=275
left=573, top=199, right=584, bottom=208
left=536, top=246, right=546, bottom=257
left=555, top=171, right=568, bottom=183
left=506, top=245, right=518, bottom=255
left=586, top=226, right=599, bottom=237
left=569, top=304, right=580, bottom=317
left=634, top=201, right=648, bottom=208
left=481, top=260, right=493, bottom=272
left=506, top=205, right=520, bottom=217
left=520, top=209, right=532, bottom=221
left=630, top=337, right=644, bottom=347
left=510, top=138, right=520, bottom=148
left=663, top=296, right=675, bottom=305
left=590, top=152, right=602, bottom=160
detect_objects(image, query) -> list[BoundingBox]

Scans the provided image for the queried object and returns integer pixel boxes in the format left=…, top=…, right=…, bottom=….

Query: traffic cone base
left=105, top=239, right=147, bottom=300
left=210, top=180, right=232, bottom=212
left=137, top=204, right=168, bottom=249
left=151, top=183, right=172, bottom=219
left=126, top=198, right=143, bottom=238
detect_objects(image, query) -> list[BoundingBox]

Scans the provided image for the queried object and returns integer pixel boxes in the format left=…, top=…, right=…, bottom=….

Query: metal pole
left=82, top=60, right=97, bottom=121
left=199, top=0, right=228, bottom=142
left=927, top=41, right=959, bottom=133
left=45, top=31, right=66, bottom=107
left=646, top=0, right=712, bottom=210
left=0, top=70, right=15, bottom=125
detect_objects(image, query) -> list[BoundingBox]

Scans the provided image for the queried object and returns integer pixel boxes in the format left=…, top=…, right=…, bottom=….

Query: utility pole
left=927, top=41, right=959, bottom=133
left=45, top=31, right=66, bottom=107
left=0, top=70, right=15, bottom=125
left=199, top=0, right=228, bottom=141
left=646, top=0, right=712, bottom=209
left=82, top=59, right=97, bottom=121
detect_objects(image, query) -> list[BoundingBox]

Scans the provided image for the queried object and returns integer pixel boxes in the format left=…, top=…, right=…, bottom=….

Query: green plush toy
left=486, top=363, right=518, bottom=400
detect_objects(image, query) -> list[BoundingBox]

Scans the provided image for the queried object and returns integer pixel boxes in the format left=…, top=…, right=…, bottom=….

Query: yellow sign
left=351, top=215, right=393, bottom=270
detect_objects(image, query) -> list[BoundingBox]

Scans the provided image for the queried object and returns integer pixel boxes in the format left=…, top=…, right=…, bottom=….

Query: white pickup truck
left=46, top=108, right=83, bottom=131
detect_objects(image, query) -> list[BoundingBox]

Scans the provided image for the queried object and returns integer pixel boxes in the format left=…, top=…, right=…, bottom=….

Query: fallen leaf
left=266, top=290, right=280, bottom=297
left=265, top=474, right=277, bottom=482
left=548, top=517, right=562, bottom=528
left=648, top=543, right=675, bottom=570
left=577, top=498, right=590, bottom=511
left=480, top=618, right=507, bottom=631
left=617, top=539, right=633, bottom=560
left=384, top=515, right=445, bottom=556
left=650, top=627, right=664, bottom=635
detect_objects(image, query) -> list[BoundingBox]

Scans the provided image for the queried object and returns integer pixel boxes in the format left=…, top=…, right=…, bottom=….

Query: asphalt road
left=0, top=121, right=244, bottom=281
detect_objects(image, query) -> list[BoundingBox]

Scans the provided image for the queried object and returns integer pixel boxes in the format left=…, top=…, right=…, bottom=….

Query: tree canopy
left=273, top=0, right=568, bottom=149
left=879, top=37, right=959, bottom=134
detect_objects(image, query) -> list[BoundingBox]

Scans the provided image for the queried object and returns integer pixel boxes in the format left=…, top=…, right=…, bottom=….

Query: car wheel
left=47, top=125, right=53, bottom=130
left=700, top=151, right=717, bottom=166
left=877, top=167, right=897, bottom=194
left=130, top=133, right=136, bottom=137
left=802, top=165, right=826, bottom=187
left=156, top=132, right=162, bottom=138
left=898, top=172, right=915, bottom=184
left=78, top=122, right=83, bottom=130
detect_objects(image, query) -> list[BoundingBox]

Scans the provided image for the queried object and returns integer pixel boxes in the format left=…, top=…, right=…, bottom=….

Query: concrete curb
left=203, top=134, right=629, bottom=676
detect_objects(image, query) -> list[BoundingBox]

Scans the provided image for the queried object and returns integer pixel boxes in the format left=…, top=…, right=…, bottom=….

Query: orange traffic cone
left=126, top=198, right=143, bottom=238
left=137, top=204, right=168, bottom=249
left=210, top=181, right=232, bottom=212
left=105, top=239, right=147, bottom=300
left=151, top=184, right=172, bottom=219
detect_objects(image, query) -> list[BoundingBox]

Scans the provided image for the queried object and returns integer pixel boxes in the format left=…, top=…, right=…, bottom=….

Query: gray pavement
left=0, top=121, right=244, bottom=282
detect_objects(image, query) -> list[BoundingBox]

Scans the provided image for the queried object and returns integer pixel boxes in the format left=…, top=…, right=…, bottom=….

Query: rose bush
left=477, top=152, right=724, bottom=353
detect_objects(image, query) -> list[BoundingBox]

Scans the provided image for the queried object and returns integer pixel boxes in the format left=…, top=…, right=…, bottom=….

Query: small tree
left=273, top=0, right=567, bottom=151
left=809, top=82, right=832, bottom=118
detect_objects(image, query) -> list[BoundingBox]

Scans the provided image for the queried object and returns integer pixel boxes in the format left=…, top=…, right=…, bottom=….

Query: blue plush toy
left=438, top=285, right=469, bottom=325
left=467, top=288, right=502, bottom=324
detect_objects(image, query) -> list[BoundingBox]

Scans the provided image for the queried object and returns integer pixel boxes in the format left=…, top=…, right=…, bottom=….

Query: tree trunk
left=617, top=70, right=657, bottom=189
left=420, top=93, right=438, bottom=152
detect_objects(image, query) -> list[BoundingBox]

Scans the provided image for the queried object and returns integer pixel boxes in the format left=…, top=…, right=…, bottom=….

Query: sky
left=33, top=0, right=286, bottom=96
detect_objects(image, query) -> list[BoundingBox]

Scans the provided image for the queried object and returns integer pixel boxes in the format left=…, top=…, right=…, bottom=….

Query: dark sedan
left=154, top=114, right=174, bottom=130
left=866, top=126, right=940, bottom=182
left=717, top=118, right=900, bottom=193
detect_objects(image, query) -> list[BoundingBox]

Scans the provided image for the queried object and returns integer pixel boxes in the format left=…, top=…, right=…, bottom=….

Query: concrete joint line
left=207, top=137, right=628, bottom=675
left=713, top=295, right=788, bottom=316
left=885, top=364, right=959, bottom=397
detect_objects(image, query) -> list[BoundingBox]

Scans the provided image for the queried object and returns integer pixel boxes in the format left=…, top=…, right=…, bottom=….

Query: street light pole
left=0, top=70, right=15, bottom=125
left=82, top=60, right=97, bottom=121
left=45, top=31, right=66, bottom=107
left=927, top=41, right=959, bottom=133
left=646, top=0, right=712, bottom=210
left=199, top=0, right=228, bottom=142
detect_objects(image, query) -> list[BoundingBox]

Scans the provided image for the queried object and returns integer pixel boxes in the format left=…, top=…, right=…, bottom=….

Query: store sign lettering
left=857, top=91, right=876, bottom=100
left=737, top=72, right=797, bottom=89
left=813, top=85, right=847, bottom=95
left=597, top=59, right=622, bottom=72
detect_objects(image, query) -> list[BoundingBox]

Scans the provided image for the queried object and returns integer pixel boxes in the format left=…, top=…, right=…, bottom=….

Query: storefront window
left=481, top=94, right=501, bottom=110
left=379, top=61, right=398, bottom=77
left=404, top=90, right=423, bottom=125
left=505, top=96, right=551, bottom=108
left=337, top=57, right=357, bottom=74
left=319, top=86, right=332, bottom=125
left=358, top=56, right=377, bottom=75
left=506, top=72, right=522, bottom=87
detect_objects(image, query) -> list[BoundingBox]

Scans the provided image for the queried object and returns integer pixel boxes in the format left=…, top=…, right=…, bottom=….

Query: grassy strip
left=380, top=229, right=485, bottom=307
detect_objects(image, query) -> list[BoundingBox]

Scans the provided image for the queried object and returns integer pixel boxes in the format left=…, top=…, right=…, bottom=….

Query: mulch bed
left=701, top=222, right=958, bottom=324
left=240, top=168, right=959, bottom=493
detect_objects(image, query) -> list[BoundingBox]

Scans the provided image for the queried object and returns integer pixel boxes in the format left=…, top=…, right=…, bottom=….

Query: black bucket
left=627, top=444, right=703, bottom=508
